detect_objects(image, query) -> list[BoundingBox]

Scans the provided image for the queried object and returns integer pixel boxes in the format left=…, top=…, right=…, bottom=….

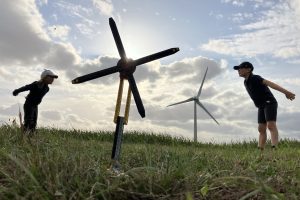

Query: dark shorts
left=23, top=104, right=38, bottom=132
left=258, top=103, right=277, bottom=124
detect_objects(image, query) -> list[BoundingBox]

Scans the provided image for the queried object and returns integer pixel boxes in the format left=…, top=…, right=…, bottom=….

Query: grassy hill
left=0, top=125, right=299, bottom=199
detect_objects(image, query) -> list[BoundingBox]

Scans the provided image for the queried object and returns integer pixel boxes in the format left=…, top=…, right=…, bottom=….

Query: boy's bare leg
left=258, top=123, right=267, bottom=150
left=267, top=121, right=278, bottom=147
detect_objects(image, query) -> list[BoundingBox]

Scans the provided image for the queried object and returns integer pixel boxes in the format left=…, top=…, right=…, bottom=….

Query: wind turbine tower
left=167, top=67, right=219, bottom=142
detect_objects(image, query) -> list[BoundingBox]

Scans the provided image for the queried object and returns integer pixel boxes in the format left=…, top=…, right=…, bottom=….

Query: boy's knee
left=258, top=124, right=267, bottom=133
left=267, top=122, right=277, bottom=131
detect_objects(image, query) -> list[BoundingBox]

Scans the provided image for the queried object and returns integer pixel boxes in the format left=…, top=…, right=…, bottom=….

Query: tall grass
left=0, top=125, right=299, bottom=199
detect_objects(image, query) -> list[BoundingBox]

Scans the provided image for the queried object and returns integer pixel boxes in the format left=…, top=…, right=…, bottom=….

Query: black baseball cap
left=233, top=61, right=253, bottom=71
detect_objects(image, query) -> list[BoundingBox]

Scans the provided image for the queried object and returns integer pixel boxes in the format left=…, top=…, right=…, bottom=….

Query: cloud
left=53, top=1, right=93, bottom=21
left=283, top=78, right=300, bottom=87
left=272, top=104, right=300, bottom=140
left=66, top=114, right=91, bottom=127
left=0, top=68, right=14, bottom=80
left=201, top=0, right=300, bottom=59
left=0, top=0, right=49, bottom=65
left=0, top=0, right=82, bottom=72
left=221, top=0, right=245, bottom=7
left=75, top=24, right=94, bottom=37
left=37, top=0, right=48, bottom=6
left=43, top=42, right=81, bottom=70
left=41, top=110, right=61, bottom=120
left=47, top=25, right=71, bottom=41
left=221, top=0, right=275, bottom=8
left=0, top=104, right=19, bottom=116
left=274, top=47, right=300, bottom=59
left=164, top=56, right=225, bottom=84
left=230, top=13, right=254, bottom=23
left=92, top=0, right=114, bottom=16
left=52, top=1, right=99, bottom=38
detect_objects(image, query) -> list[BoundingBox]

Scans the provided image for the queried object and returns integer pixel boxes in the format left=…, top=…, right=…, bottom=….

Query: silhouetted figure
left=234, top=62, right=295, bottom=150
left=13, top=69, right=58, bottom=134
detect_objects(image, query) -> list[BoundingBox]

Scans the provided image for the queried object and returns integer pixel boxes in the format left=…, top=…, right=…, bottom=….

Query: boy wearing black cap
left=234, top=62, right=295, bottom=150
left=12, top=69, right=58, bottom=134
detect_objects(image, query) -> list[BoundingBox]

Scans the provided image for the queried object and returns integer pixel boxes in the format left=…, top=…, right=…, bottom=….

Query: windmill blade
left=133, top=48, right=179, bottom=66
left=197, top=66, right=208, bottom=98
left=127, top=74, right=145, bottom=118
left=167, top=97, right=194, bottom=107
left=109, top=17, right=127, bottom=60
left=72, top=66, right=119, bottom=84
left=196, top=100, right=219, bottom=125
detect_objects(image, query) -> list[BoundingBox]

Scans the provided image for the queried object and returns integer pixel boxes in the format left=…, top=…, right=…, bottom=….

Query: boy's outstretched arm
left=12, top=83, right=34, bottom=96
left=263, top=79, right=296, bottom=100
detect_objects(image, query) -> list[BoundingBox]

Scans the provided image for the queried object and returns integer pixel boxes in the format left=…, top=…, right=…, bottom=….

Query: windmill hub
left=117, top=58, right=136, bottom=79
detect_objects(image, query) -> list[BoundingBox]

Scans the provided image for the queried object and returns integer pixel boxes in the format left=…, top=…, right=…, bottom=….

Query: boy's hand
left=285, top=91, right=295, bottom=101
left=12, top=90, right=18, bottom=96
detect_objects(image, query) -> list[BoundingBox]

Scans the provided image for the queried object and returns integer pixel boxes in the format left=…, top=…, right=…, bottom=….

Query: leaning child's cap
left=41, top=69, right=58, bottom=79
left=233, top=61, right=254, bottom=71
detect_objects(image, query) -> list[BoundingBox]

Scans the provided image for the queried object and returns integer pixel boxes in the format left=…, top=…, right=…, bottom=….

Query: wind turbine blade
left=196, top=100, right=219, bottom=125
left=133, top=48, right=179, bottom=66
left=72, top=66, right=119, bottom=84
left=109, top=17, right=127, bottom=60
left=167, top=97, right=194, bottom=107
left=128, top=74, right=145, bottom=118
left=197, top=66, right=208, bottom=98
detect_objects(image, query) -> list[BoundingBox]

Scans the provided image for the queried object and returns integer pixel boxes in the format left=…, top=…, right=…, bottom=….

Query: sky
left=0, top=0, right=299, bottom=143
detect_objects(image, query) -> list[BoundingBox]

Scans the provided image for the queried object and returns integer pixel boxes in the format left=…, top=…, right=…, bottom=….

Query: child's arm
left=263, top=79, right=295, bottom=101
left=12, top=83, right=34, bottom=96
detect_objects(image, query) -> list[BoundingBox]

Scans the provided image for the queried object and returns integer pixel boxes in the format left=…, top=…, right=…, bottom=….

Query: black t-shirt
left=244, top=74, right=277, bottom=108
left=15, top=81, right=49, bottom=106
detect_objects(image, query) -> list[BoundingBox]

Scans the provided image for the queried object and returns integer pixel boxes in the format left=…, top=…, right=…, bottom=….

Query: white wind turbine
left=167, top=67, right=219, bottom=142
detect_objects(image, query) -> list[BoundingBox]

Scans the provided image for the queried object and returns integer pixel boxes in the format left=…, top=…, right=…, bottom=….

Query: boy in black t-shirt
left=234, top=62, right=295, bottom=150
left=13, top=69, right=58, bottom=134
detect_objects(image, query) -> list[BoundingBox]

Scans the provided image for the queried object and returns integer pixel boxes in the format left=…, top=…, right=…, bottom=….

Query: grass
left=0, top=125, right=299, bottom=199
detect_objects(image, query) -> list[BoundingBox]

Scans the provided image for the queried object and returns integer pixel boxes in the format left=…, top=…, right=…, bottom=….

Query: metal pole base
left=111, top=116, right=124, bottom=172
